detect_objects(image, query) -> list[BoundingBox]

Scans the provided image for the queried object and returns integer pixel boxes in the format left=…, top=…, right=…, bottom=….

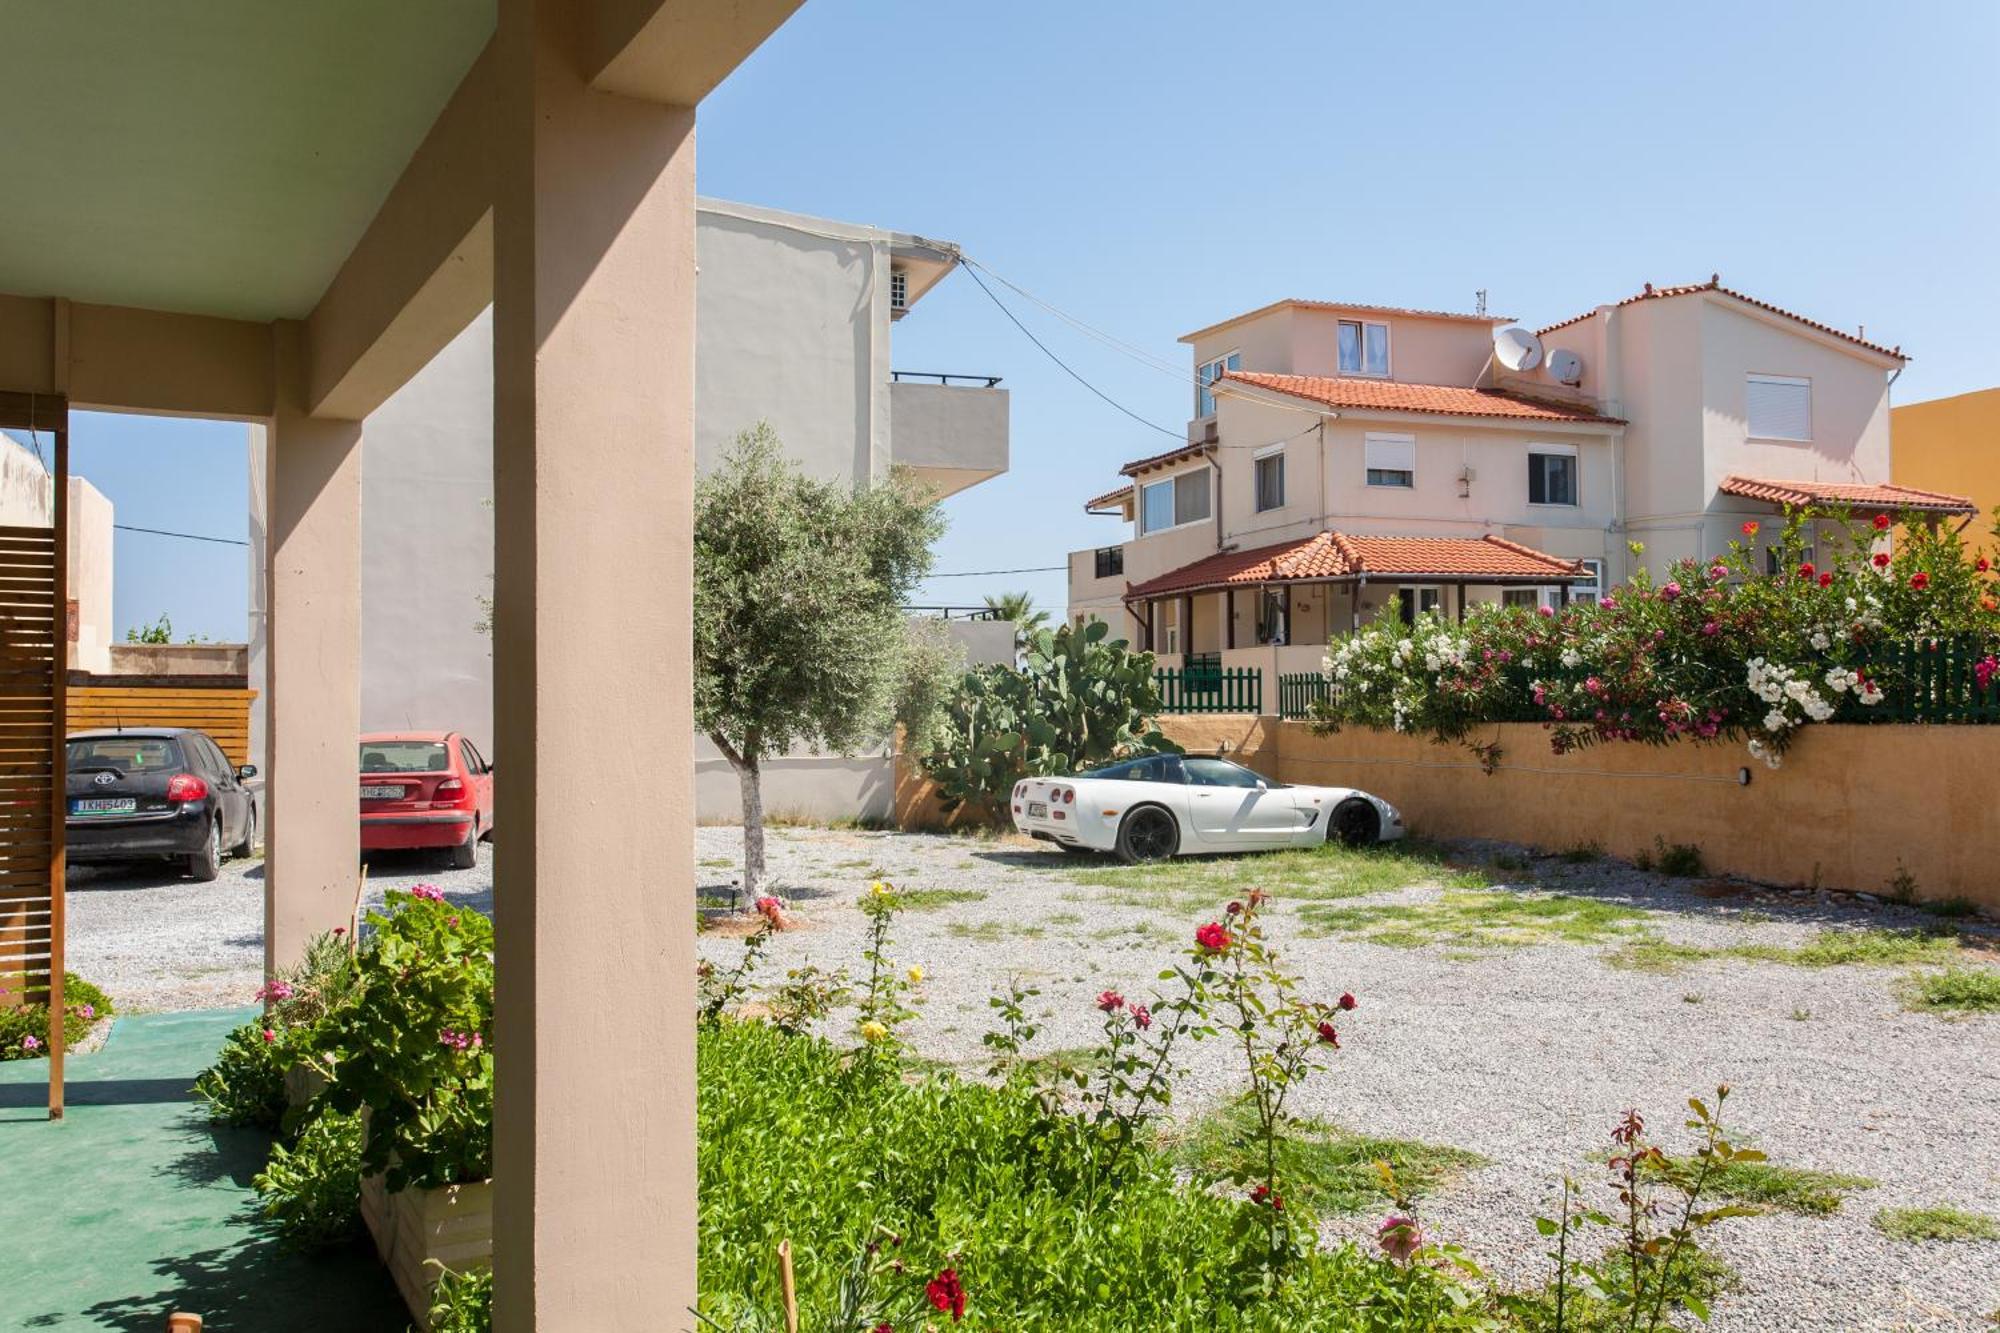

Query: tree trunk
left=736, top=750, right=765, bottom=901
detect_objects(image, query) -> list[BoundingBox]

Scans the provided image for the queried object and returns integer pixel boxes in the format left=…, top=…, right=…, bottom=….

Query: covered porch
left=0, top=1, right=802, bottom=1326
left=1126, top=530, right=1595, bottom=713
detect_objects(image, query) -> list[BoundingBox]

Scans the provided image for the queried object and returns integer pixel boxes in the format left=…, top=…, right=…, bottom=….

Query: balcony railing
left=891, top=371, right=1003, bottom=388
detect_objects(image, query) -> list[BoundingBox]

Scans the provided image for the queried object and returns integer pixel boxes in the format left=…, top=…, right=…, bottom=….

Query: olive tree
left=693, top=424, right=944, bottom=896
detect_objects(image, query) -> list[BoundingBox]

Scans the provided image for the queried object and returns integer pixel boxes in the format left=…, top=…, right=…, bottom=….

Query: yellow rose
left=858, top=1020, right=889, bottom=1043
left=906, top=965, right=924, bottom=984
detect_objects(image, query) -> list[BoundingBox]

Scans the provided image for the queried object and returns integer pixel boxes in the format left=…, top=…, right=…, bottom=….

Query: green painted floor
left=0, top=1008, right=408, bottom=1332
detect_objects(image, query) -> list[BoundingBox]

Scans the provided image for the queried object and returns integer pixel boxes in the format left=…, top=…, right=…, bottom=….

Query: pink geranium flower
left=408, top=884, right=446, bottom=903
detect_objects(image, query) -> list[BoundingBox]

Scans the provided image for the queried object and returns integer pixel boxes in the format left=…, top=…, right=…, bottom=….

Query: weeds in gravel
left=1646, top=1155, right=1875, bottom=1216
left=1902, top=965, right=2000, bottom=1013
left=1053, top=839, right=1491, bottom=915
left=1871, top=1205, right=2000, bottom=1242
left=1300, top=890, right=1648, bottom=952
left=1161, top=1095, right=1485, bottom=1215
left=1558, top=840, right=1603, bottom=864
left=1605, top=926, right=1964, bottom=973
left=1923, top=896, right=1980, bottom=920
left=895, top=887, right=987, bottom=912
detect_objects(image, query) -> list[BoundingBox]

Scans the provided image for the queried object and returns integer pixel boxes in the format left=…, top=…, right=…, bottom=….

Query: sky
left=61, top=0, right=2000, bottom=639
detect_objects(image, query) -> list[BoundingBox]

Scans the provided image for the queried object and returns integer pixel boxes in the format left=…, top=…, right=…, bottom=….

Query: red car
left=359, top=731, right=494, bottom=869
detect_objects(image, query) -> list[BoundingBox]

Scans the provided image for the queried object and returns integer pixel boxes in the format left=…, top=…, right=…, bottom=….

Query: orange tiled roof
left=1220, top=370, right=1620, bottom=424
left=1117, top=441, right=1213, bottom=478
left=1718, top=475, right=1975, bottom=516
left=1084, top=484, right=1133, bottom=513
left=1537, top=279, right=1907, bottom=362
left=1123, top=531, right=1587, bottom=600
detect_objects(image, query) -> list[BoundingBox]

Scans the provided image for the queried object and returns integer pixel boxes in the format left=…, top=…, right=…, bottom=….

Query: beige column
left=263, top=321, right=363, bottom=975
left=489, top=2, right=698, bottom=1326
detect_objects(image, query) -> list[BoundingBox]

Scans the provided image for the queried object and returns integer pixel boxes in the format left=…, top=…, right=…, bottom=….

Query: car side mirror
left=237, top=764, right=258, bottom=780
left=1255, top=779, right=1268, bottom=791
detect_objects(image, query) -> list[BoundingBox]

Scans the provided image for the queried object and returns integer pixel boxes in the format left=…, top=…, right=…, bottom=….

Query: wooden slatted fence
left=68, top=685, right=257, bottom=766
left=0, top=519, right=62, bottom=1112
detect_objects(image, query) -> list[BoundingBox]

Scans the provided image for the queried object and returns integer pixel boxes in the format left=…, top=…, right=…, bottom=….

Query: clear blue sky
left=69, top=0, right=2000, bottom=637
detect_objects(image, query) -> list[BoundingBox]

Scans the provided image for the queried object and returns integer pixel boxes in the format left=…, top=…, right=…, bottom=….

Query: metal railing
left=1155, top=665, right=1261, bottom=714
left=890, top=371, right=1004, bottom=388
left=904, top=605, right=1004, bottom=621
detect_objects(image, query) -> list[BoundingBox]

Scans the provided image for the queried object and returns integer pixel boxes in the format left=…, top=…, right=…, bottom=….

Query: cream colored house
left=1071, top=281, right=1973, bottom=702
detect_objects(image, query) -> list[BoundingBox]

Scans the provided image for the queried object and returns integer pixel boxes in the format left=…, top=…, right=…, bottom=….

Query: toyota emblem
left=93, top=771, right=117, bottom=786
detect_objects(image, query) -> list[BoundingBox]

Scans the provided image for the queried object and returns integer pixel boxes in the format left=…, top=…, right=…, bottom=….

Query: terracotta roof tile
left=1220, top=370, right=1620, bottom=424
left=1117, top=442, right=1213, bottom=478
left=1537, top=280, right=1907, bottom=362
left=1123, top=531, right=1587, bottom=600
left=1084, top=484, right=1134, bottom=513
left=1718, top=475, right=1975, bottom=516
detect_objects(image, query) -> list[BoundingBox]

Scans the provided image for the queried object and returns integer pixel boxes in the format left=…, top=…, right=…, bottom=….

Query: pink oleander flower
left=1660, top=581, right=1681, bottom=601
left=1975, top=656, right=1999, bottom=693
left=1701, top=621, right=1719, bottom=637
left=1709, top=563, right=1729, bottom=581
left=1537, top=604, right=1554, bottom=618
left=408, top=884, right=445, bottom=903
left=1377, top=1214, right=1423, bottom=1263
left=1096, top=990, right=1125, bottom=1014
left=925, top=1268, right=967, bottom=1322
left=1131, top=1004, right=1153, bottom=1030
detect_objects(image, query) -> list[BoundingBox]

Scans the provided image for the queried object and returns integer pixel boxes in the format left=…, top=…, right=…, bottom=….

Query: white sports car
left=1010, top=753, right=1405, bottom=863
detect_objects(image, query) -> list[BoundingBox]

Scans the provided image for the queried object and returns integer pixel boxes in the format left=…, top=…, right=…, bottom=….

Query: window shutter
left=1746, top=375, right=1811, bottom=441
left=1363, top=433, right=1415, bottom=473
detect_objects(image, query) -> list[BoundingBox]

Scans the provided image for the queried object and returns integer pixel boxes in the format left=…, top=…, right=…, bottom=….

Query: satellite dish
left=1493, top=326, right=1544, bottom=372
left=1547, top=348, right=1585, bottom=385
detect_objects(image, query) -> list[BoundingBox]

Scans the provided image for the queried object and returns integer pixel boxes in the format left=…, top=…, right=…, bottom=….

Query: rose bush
left=1316, top=507, right=2000, bottom=767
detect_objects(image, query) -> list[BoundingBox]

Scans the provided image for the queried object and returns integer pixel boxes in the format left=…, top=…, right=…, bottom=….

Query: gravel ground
left=66, top=828, right=2000, bottom=1328
left=693, top=826, right=2000, bottom=1333
left=65, top=843, right=493, bottom=1012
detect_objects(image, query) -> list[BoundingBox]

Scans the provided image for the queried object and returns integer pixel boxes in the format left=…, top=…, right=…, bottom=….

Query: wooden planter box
left=359, top=1172, right=493, bottom=1328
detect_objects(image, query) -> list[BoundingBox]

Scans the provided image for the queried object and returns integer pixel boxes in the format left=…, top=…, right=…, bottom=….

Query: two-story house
left=1069, top=280, right=1974, bottom=701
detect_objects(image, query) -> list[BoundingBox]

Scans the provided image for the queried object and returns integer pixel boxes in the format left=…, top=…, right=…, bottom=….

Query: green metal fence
left=1154, top=665, right=1262, bottom=714
left=1277, top=672, right=1329, bottom=720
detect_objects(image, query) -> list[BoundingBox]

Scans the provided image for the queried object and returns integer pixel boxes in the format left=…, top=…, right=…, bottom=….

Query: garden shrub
left=1316, top=508, right=2000, bottom=768
left=252, top=1107, right=366, bottom=1249
left=427, top=1266, right=494, bottom=1332
left=0, top=972, right=111, bottom=1060
left=195, top=930, right=357, bottom=1130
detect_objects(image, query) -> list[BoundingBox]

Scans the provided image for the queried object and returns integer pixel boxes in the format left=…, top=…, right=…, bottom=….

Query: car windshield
left=68, top=736, right=182, bottom=771
left=360, top=741, right=450, bottom=774
left=1184, top=757, right=1267, bottom=788
left=1080, top=755, right=1183, bottom=783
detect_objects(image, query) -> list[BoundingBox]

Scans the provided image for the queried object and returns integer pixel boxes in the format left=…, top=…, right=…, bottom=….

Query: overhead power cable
left=925, top=564, right=1067, bottom=578
left=114, top=523, right=250, bottom=547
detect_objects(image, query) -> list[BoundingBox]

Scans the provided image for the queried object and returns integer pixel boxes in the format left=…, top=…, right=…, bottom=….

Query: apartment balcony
left=889, top=372, right=1009, bottom=499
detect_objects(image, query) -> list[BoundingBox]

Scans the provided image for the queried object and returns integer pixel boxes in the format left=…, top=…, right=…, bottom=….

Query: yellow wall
left=1156, top=717, right=2000, bottom=909
left=1893, top=387, right=2000, bottom=550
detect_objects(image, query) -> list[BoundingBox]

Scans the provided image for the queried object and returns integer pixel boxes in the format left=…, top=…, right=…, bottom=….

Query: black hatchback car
left=66, top=728, right=258, bottom=881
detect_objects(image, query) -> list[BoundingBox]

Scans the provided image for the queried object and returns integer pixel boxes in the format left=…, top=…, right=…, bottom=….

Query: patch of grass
left=1655, top=1158, right=1875, bottom=1217
left=896, top=888, right=988, bottom=912
left=1923, top=896, right=1980, bottom=920
left=1605, top=927, right=1963, bottom=974
left=1046, top=911, right=1082, bottom=926
left=699, top=856, right=735, bottom=868
left=1300, top=889, right=1648, bottom=953
left=1052, top=838, right=1492, bottom=916
left=1651, top=838, right=1705, bottom=878
left=1558, top=840, right=1604, bottom=864
left=1162, top=1096, right=1484, bottom=1215
left=1872, top=1205, right=2000, bottom=1243
left=945, top=919, right=1041, bottom=942
left=1489, top=851, right=1532, bottom=874
left=1902, top=966, right=2000, bottom=1013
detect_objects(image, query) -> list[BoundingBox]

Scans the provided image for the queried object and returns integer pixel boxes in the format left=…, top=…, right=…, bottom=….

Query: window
left=1528, top=448, right=1578, bottom=506
left=889, top=267, right=908, bottom=312
left=1197, top=351, right=1241, bottom=417
left=1254, top=449, right=1285, bottom=511
left=67, top=736, right=184, bottom=771
left=1764, top=541, right=1816, bottom=577
left=1396, top=587, right=1442, bottom=626
left=1185, top=757, right=1266, bottom=788
left=360, top=741, right=450, bottom=774
left=1094, top=546, right=1124, bottom=579
left=1338, top=319, right=1390, bottom=376
left=1571, top=558, right=1603, bottom=605
left=1256, top=588, right=1288, bottom=645
left=1161, top=599, right=1181, bottom=654
left=1140, top=470, right=1210, bottom=534
left=1502, top=588, right=1540, bottom=609
left=1364, top=432, right=1415, bottom=488
left=1747, top=373, right=1811, bottom=441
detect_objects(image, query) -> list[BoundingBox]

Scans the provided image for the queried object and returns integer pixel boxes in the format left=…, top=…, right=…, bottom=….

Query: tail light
left=1062, top=788, right=1075, bottom=804
left=432, top=777, right=467, bottom=808
left=166, top=773, right=208, bottom=803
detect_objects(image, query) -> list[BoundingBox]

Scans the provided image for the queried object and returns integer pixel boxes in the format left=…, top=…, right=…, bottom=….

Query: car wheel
left=1115, top=806, right=1179, bottom=865
left=446, top=822, right=478, bottom=870
left=186, top=816, right=223, bottom=882
left=1329, top=798, right=1381, bottom=848
left=232, top=805, right=258, bottom=858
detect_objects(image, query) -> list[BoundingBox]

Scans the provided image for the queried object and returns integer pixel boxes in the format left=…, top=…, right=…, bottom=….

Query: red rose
left=1873, top=552, right=1891, bottom=568
left=1317, top=1021, right=1340, bottom=1047
left=925, top=1268, right=967, bottom=1322
left=1132, top=1004, right=1153, bottom=1030
left=1338, top=992, right=1357, bottom=1011
left=1873, top=513, right=1892, bottom=531
left=1250, top=1184, right=1284, bottom=1210
left=1225, top=900, right=1244, bottom=916
left=1911, top=572, right=1930, bottom=590
left=1095, top=990, right=1125, bottom=1014
left=1195, top=922, right=1233, bottom=953
left=1818, top=572, right=1833, bottom=588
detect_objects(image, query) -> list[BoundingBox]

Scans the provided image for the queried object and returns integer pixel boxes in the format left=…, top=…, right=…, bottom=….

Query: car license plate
left=1027, top=801, right=1048, bottom=818
left=360, top=785, right=405, bottom=801
left=70, top=797, right=136, bottom=816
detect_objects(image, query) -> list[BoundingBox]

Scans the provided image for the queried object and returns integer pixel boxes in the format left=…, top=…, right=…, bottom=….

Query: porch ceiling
left=0, top=2, right=496, bottom=322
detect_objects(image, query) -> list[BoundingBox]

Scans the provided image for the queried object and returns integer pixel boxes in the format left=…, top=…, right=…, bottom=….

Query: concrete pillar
left=489, top=2, right=698, bottom=1325
left=263, top=320, right=363, bottom=975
